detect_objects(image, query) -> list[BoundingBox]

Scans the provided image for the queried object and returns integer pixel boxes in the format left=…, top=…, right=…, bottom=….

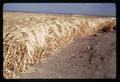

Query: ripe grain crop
left=3, top=12, right=116, bottom=78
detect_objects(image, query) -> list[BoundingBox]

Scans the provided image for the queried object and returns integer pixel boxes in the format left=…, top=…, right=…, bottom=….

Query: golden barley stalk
left=3, top=12, right=116, bottom=79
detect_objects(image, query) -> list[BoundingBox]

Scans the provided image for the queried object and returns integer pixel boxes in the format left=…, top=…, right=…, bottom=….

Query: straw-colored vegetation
left=3, top=12, right=116, bottom=79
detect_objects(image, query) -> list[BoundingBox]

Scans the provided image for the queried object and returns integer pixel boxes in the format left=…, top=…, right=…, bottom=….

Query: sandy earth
left=19, top=31, right=116, bottom=79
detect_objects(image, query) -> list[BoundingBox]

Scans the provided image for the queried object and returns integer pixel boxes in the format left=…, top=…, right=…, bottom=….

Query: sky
left=3, top=3, right=116, bottom=16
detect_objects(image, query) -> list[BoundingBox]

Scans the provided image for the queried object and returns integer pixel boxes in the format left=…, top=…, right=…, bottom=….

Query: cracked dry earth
left=19, top=31, right=116, bottom=79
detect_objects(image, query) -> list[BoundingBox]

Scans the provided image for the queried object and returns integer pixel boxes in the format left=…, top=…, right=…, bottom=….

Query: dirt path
left=20, top=31, right=116, bottom=79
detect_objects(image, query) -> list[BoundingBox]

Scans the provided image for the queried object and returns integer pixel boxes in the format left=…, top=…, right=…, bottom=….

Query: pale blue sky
left=3, top=3, right=116, bottom=16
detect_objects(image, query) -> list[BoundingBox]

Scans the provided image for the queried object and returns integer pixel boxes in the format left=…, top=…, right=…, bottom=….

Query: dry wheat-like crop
left=3, top=12, right=116, bottom=79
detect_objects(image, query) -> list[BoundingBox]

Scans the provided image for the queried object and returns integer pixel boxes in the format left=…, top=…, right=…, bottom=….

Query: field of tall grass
left=3, top=12, right=116, bottom=78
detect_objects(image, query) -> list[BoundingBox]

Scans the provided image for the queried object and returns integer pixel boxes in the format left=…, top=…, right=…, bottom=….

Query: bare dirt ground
left=19, top=31, right=116, bottom=79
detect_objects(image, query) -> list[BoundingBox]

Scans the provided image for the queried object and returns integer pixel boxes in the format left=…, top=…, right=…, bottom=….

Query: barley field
left=3, top=12, right=116, bottom=79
